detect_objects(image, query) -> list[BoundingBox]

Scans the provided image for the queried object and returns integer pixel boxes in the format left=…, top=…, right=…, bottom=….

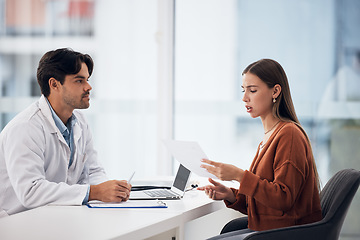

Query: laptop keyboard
left=145, top=189, right=179, bottom=198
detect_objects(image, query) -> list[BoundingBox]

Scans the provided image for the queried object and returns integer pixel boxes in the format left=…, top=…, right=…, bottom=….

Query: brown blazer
left=225, top=122, right=322, bottom=231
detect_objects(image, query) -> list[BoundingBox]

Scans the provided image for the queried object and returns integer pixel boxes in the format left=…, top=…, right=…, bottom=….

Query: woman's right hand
left=197, top=178, right=236, bottom=203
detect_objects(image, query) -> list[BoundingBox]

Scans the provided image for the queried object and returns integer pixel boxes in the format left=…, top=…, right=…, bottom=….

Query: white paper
left=88, top=200, right=167, bottom=208
left=163, top=140, right=217, bottom=179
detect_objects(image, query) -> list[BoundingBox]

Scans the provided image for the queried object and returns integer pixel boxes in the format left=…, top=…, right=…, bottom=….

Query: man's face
left=59, top=62, right=92, bottom=111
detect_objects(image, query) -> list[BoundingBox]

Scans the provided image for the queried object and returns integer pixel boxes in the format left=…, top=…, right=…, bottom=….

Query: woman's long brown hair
left=243, top=59, right=321, bottom=191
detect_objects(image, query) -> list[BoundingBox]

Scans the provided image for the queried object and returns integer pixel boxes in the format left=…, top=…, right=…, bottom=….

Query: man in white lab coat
left=0, top=48, right=131, bottom=216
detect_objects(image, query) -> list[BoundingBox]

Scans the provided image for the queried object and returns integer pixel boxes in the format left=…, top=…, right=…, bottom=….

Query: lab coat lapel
left=68, top=121, right=82, bottom=170
left=73, top=122, right=82, bottom=148
left=38, top=95, right=68, bottom=146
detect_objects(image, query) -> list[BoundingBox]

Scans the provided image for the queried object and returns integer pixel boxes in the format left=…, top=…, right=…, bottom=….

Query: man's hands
left=89, top=180, right=131, bottom=202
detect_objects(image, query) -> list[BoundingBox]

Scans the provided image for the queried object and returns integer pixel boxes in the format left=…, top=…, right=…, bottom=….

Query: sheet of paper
left=87, top=200, right=167, bottom=208
left=163, top=140, right=217, bottom=179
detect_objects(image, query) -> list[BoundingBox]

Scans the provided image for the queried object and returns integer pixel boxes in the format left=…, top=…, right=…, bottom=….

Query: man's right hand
left=89, top=180, right=131, bottom=202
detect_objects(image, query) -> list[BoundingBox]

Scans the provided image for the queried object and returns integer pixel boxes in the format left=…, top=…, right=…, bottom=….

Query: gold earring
left=273, top=98, right=276, bottom=103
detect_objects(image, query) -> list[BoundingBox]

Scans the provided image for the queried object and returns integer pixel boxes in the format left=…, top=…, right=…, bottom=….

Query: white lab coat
left=0, top=95, right=108, bottom=215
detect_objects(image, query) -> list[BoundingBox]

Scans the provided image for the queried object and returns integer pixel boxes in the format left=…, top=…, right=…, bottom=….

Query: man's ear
left=48, top=77, right=59, bottom=91
left=273, top=84, right=282, bottom=99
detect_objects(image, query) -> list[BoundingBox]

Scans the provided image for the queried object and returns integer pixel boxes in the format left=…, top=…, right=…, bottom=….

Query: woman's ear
left=273, top=84, right=282, bottom=99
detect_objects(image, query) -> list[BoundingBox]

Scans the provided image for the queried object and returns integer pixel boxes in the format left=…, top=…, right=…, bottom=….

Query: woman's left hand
left=200, top=159, right=244, bottom=182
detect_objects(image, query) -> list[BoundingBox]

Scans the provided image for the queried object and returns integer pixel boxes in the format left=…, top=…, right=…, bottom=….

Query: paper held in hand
left=162, top=140, right=217, bottom=179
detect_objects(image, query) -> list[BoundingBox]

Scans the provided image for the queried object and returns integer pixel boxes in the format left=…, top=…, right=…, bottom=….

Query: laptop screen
left=173, top=164, right=191, bottom=191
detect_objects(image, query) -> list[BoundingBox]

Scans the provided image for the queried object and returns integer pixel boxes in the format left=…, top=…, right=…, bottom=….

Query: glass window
left=0, top=0, right=159, bottom=179
left=1, top=0, right=94, bottom=36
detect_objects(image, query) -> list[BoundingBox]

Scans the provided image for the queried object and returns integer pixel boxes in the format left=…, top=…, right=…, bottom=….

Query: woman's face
left=241, top=73, right=274, bottom=119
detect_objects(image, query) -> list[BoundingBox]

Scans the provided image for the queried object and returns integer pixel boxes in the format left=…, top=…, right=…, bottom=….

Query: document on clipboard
left=87, top=200, right=167, bottom=208
left=162, top=140, right=217, bottom=179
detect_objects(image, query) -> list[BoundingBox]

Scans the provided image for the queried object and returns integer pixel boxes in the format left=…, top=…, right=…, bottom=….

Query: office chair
left=212, top=168, right=360, bottom=240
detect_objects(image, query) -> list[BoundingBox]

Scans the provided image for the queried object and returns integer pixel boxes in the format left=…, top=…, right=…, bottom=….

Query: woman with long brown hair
left=199, top=59, right=322, bottom=239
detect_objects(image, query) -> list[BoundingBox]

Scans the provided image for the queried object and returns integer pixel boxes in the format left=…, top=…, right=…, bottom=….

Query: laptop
left=129, top=164, right=191, bottom=200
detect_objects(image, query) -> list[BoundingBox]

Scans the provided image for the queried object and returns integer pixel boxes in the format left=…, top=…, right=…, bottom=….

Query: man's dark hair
left=37, top=48, right=94, bottom=97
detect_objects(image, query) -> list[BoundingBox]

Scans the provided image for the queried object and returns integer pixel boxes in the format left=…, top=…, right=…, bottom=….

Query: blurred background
left=0, top=0, right=359, bottom=239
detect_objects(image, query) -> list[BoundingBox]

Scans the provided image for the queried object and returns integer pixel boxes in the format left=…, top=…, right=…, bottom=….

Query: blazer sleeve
left=224, top=188, right=248, bottom=215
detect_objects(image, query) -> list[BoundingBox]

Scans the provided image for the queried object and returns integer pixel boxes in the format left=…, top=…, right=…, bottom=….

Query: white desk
left=0, top=190, right=242, bottom=240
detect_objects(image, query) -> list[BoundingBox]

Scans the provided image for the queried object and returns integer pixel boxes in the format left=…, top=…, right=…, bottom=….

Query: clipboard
left=87, top=200, right=167, bottom=208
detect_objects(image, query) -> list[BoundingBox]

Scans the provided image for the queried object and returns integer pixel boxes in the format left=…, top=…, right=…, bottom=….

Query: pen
left=128, top=171, right=135, bottom=184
